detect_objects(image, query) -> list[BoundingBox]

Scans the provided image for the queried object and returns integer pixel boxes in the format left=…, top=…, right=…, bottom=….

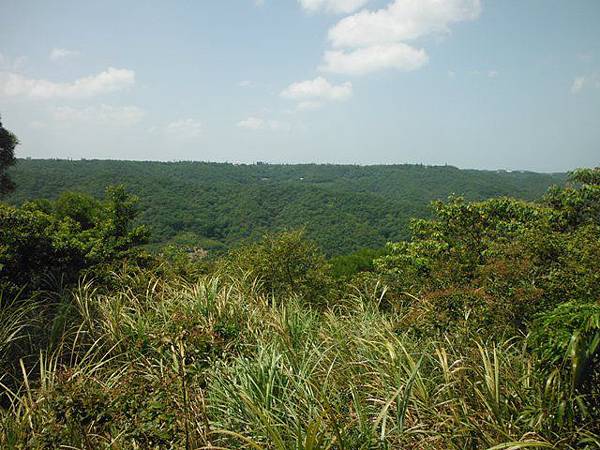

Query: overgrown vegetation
left=0, top=167, right=598, bottom=449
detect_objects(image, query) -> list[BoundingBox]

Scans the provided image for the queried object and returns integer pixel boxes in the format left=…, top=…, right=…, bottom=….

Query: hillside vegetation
left=6, top=159, right=565, bottom=255
left=0, top=167, right=598, bottom=449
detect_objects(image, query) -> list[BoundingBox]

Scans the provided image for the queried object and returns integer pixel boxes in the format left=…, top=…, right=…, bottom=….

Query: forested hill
left=6, top=159, right=566, bottom=255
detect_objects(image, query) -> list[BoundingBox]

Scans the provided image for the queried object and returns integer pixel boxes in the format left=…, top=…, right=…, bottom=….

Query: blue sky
left=0, top=0, right=599, bottom=171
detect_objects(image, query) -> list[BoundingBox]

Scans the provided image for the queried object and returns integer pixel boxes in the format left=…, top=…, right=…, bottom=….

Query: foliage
left=6, top=159, right=565, bottom=255
left=0, top=185, right=149, bottom=295
left=329, top=247, right=386, bottom=278
left=1, top=274, right=597, bottom=449
left=221, top=229, right=332, bottom=304
left=1, top=167, right=599, bottom=449
left=0, top=116, right=18, bottom=197
left=374, top=169, right=600, bottom=339
left=529, top=301, right=600, bottom=396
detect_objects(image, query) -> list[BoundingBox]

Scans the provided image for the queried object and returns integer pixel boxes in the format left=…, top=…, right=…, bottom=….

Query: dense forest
left=1, top=149, right=598, bottom=447
left=6, top=159, right=565, bottom=255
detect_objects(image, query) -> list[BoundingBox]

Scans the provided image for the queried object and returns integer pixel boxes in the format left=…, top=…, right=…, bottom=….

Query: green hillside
left=7, top=159, right=565, bottom=255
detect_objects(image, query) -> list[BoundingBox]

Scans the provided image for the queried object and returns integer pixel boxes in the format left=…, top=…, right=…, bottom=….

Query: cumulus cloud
left=320, top=43, right=428, bottom=75
left=280, top=76, right=352, bottom=101
left=298, top=0, right=370, bottom=14
left=328, top=0, right=481, bottom=48
left=237, top=116, right=291, bottom=131
left=0, top=67, right=135, bottom=99
left=49, top=48, right=80, bottom=61
left=165, top=119, right=203, bottom=139
left=318, top=0, right=480, bottom=76
left=51, top=104, right=145, bottom=126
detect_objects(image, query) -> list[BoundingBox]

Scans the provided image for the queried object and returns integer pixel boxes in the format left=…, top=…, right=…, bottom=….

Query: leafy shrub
left=375, top=170, right=600, bottom=339
left=0, top=185, right=149, bottom=296
left=221, top=229, right=332, bottom=305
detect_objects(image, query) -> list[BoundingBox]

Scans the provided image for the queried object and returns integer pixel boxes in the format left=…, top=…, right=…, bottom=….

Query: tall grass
left=1, top=272, right=597, bottom=449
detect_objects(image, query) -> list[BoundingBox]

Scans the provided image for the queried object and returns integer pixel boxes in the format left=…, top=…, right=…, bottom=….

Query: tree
left=0, top=186, right=149, bottom=296
left=223, top=229, right=332, bottom=304
left=0, top=115, right=18, bottom=196
left=54, top=191, right=101, bottom=230
left=374, top=169, right=600, bottom=337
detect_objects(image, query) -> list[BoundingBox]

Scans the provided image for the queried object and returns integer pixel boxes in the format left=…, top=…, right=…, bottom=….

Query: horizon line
left=14, top=157, right=572, bottom=175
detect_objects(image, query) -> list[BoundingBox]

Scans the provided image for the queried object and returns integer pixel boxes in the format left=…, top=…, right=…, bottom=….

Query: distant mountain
left=6, top=159, right=566, bottom=255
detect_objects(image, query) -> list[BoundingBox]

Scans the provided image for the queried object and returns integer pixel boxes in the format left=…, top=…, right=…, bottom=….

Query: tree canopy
left=6, top=159, right=565, bottom=255
left=0, top=116, right=18, bottom=197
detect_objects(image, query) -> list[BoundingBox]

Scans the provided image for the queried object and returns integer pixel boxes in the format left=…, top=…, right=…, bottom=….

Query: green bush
left=374, top=169, right=600, bottom=338
left=0, top=185, right=149, bottom=296
left=221, top=229, right=332, bottom=305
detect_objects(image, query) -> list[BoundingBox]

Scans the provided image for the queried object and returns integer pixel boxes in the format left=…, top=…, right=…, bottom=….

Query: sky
left=0, top=0, right=599, bottom=172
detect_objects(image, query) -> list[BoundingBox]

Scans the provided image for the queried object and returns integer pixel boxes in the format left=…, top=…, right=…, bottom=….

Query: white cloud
left=317, top=0, right=480, bottom=77
left=49, top=48, right=80, bottom=61
left=51, top=104, right=145, bottom=126
left=320, top=43, right=427, bottom=75
left=571, top=76, right=586, bottom=94
left=571, top=74, right=600, bottom=94
left=280, top=76, right=352, bottom=101
left=299, top=0, right=370, bottom=14
left=487, top=70, right=498, bottom=78
left=0, top=67, right=135, bottom=99
left=237, top=116, right=291, bottom=131
left=254, top=0, right=265, bottom=6
left=238, top=80, right=253, bottom=87
left=165, top=119, right=203, bottom=139
left=237, top=117, right=264, bottom=130
left=328, top=0, right=481, bottom=48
